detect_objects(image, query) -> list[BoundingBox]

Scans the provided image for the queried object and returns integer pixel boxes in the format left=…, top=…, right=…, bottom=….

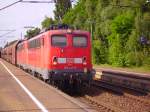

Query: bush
left=126, top=52, right=137, bottom=66
left=143, top=57, right=150, bottom=66
left=93, top=40, right=108, bottom=64
left=126, top=52, right=144, bottom=67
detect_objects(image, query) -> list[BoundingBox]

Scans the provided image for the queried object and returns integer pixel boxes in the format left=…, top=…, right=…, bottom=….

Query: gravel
left=76, top=86, right=150, bottom=112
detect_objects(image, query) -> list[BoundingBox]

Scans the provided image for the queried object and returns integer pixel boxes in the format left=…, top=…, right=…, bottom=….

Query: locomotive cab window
left=51, top=35, right=67, bottom=47
left=73, top=36, right=87, bottom=47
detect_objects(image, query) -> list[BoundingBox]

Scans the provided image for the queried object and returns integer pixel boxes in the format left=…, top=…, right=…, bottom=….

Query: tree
left=63, top=0, right=88, bottom=29
left=41, top=17, right=55, bottom=29
left=54, top=0, right=72, bottom=22
left=62, top=0, right=150, bottom=67
left=25, top=27, right=41, bottom=39
left=108, top=12, right=134, bottom=66
left=93, top=39, right=108, bottom=64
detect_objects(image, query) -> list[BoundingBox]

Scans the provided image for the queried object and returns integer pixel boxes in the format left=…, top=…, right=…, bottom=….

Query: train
left=1, top=24, right=93, bottom=88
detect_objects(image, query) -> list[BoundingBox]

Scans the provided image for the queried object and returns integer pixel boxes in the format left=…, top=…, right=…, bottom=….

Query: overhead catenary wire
left=0, top=30, right=16, bottom=32
left=0, top=36, right=15, bottom=40
left=0, top=0, right=22, bottom=11
left=0, top=0, right=55, bottom=11
left=21, top=0, right=55, bottom=3
left=0, top=0, right=76, bottom=11
left=0, top=30, right=16, bottom=38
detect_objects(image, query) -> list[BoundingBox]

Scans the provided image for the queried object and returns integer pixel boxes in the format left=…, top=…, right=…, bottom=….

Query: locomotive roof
left=27, top=29, right=90, bottom=41
left=4, top=40, right=19, bottom=48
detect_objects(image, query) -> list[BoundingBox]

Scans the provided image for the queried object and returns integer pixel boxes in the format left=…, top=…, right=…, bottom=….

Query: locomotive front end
left=48, top=29, right=93, bottom=84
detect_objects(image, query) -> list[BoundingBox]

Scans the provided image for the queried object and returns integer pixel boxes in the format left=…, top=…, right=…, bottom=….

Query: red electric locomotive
left=17, top=25, right=93, bottom=85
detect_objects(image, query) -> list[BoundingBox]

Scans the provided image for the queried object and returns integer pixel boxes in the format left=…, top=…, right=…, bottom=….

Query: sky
left=0, top=0, right=55, bottom=47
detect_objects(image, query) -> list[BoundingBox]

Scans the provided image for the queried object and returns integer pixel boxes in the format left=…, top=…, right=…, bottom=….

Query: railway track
left=93, top=80, right=148, bottom=94
left=84, top=95, right=124, bottom=112
left=92, top=80, right=123, bottom=94
left=78, top=80, right=150, bottom=112
left=92, top=80, right=150, bottom=106
left=27, top=68, right=150, bottom=112
left=94, top=70, right=150, bottom=92
left=20, top=65, right=150, bottom=112
left=25, top=69, right=124, bottom=112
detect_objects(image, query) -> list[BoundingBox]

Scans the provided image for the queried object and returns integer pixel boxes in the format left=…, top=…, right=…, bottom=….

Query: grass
left=94, top=64, right=150, bottom=74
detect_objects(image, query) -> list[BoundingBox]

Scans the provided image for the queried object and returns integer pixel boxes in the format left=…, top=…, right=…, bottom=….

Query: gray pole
left=21, top=32, right=22, bottom=40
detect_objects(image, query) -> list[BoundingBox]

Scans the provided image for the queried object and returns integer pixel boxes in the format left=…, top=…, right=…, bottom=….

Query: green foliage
left=125, top=51, right=144, bottom=66
left=25, top=28, right=41, bottom=39
left=108, top=34, right=126, bottom=66
left=54, top=0, right=72, bottom=22
left=93, top=40, right=108, bottom=64
left=107, top=12, right=134, bottom=66
left=143, top=57, right=150, bottom=66
left=62, top=8, right=76, bottom=25
left=60, top=0, right=150, bottom=67
left=111, top=12, right=134, bottom=34
left=126, top=30, right=139, bottom=52
left=85, top=0, right=97, bottom=19
left=41, top=17, right=55, bottom=29
left=22, top=0, right=150, bottom=69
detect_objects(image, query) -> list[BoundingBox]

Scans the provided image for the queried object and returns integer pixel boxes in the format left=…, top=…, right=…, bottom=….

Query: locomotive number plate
left=67, top=58, right=74, bottom=63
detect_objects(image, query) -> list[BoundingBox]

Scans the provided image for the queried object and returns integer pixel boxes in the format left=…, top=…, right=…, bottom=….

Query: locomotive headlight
left=53, top=57, right=57, bottom=65
left=67, top=29, right=73, bottom=33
